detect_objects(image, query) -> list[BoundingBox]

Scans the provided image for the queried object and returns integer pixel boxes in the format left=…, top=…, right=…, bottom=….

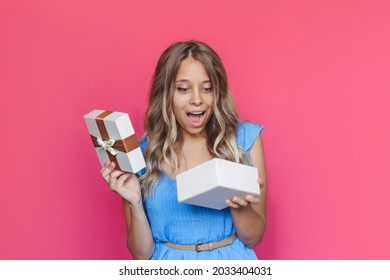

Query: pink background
left=1, top=0, right=389, bottom=259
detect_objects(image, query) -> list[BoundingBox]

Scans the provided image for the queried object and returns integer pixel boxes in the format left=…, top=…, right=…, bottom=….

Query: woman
left=101, top=40, right=267, bottom=259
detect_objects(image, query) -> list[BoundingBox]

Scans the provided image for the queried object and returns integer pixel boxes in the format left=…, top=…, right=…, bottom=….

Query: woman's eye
left=202, top=87, right=213, bottom=93
left=177, top=87, right=190, bottom=93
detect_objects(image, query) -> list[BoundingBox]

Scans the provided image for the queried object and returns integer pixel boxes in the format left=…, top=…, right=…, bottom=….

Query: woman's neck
left=176, top=135, right=214, bottom=172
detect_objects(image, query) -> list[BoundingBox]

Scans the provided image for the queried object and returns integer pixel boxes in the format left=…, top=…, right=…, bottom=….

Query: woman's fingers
left=225, top=197, right=248, bottom=208
left=244, top=195, right=260, bottom=205
left=100, top=161, right=128, bottom=192
left=227, top=195, right=260, bottom=208
left=225, top=199, right=238, bottom=208
left=233, top=196, right=249, bottom=207
left=101, top=161, right=115, bottom=182
left=99, top=161, right=142, bottom=206
left=117, top=172, right=131, bottom=184
left=108, top=170, right=125, bottom=190
left=115, top=173, right=133, bottom=192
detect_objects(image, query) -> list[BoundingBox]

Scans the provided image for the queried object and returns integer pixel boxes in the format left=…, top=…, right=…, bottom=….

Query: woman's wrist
left=128, top=199, right=145, bottom=213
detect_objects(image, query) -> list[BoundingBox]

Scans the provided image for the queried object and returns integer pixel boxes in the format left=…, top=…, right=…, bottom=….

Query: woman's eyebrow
left=175, top=79, right=211, bottom=83
left=175, top=79, right=190, bottom=83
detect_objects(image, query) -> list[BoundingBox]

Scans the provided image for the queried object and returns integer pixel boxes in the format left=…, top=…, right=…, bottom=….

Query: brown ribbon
left=91, top=111, right=140, bottom=171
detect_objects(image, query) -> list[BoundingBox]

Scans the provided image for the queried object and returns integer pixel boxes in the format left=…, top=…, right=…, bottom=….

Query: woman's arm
left=101, top=161, right=155, bottom=259
left=226, top=135, right=267, bottom=247
left=122, top=199, right=155, bottom=259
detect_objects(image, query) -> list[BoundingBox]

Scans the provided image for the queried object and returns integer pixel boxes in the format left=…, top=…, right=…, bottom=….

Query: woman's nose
left=190, top=89, right=202, bottom=105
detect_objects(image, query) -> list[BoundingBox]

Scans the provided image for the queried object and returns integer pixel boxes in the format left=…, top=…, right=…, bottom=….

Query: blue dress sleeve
left=236, top=122, right=264, bottom=154
left=136, top=136, right=148, bottom=177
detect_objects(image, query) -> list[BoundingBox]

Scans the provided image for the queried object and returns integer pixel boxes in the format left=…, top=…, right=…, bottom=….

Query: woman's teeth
left=187, top=112, right=205, bottom=124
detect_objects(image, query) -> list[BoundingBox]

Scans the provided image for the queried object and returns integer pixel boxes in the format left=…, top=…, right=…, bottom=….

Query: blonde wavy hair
left=140, top=40, right=249, bottom=196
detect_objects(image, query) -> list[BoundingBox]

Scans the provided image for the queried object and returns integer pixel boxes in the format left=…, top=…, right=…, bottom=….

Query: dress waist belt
left=162, top=234, right=237, bottom=252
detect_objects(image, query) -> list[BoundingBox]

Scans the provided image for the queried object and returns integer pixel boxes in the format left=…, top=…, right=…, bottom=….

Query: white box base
left=176, top=158, right=260, bottom=210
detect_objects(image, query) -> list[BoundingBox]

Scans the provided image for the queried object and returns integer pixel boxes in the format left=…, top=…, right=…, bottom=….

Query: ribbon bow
left=97, top=138, right=118, bottom=156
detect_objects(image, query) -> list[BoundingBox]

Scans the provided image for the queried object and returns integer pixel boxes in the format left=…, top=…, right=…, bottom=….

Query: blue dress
left=138, top=122, right=264, bottom=260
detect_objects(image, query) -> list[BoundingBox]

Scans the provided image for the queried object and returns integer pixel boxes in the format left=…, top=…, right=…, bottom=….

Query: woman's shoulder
left=138, top=135, right=148, bottom=153
left=136, top=135, right=148, bottom=177
left=236, top=121, right=264, bottom=152
left=238, top=121, right=264, bottom=133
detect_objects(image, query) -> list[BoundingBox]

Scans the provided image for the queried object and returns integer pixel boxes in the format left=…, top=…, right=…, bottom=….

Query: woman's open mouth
left=187, top=111, right=206, bottom=126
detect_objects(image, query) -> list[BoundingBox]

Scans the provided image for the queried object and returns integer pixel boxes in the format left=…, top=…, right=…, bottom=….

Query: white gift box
left=176, top=158, right=260, bottom=210
left=84, top=109, right=146, bottom=173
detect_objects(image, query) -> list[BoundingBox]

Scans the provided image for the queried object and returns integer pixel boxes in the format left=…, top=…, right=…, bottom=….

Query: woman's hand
left=100, top=160, right=142, bottom=207
left=226, top=178, right=263, bottom=209
left=101, top=161, right=155, bottom=259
